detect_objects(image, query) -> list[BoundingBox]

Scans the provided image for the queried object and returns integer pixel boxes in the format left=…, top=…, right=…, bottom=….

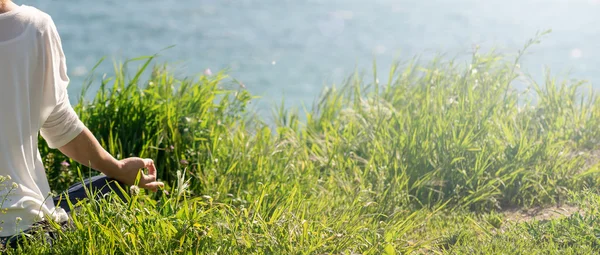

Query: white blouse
left=0, top=5, right=84, bottom=236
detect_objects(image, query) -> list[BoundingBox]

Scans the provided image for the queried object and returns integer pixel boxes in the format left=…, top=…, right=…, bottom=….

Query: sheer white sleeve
left=39, top=17, right=84, bottom=149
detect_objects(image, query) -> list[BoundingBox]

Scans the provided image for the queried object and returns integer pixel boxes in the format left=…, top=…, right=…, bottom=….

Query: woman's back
left=0, top=5, right=75, bottom=236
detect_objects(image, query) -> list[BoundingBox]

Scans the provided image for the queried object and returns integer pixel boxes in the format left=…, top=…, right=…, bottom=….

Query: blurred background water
left=22, top=0, right=600, bottom=115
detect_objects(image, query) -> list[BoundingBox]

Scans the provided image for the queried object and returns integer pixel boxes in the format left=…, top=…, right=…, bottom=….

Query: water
left=23, top=0, right=600, bottom=114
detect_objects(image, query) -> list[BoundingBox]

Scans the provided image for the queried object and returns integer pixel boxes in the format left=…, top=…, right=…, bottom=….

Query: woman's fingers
left=121, top=157, right=161, bottom=191
left=140, top=158, right=162, bottom=191
left=143, top=181, right=165, bottom=192
left=143, top=158, right=157, bottom=177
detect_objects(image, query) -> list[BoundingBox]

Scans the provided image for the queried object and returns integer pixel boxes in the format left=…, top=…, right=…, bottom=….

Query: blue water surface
left=22, top=0, right=600, bottom=114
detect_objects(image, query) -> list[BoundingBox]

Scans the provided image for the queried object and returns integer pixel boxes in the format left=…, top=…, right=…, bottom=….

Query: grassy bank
left=16, top=42, right=600, bottom=254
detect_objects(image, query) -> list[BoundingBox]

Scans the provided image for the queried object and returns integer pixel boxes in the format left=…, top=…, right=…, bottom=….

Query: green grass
left=14, top=37, right=600, bottom=254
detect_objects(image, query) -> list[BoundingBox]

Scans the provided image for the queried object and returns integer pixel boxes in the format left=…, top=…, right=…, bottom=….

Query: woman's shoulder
left=13, top=5, right=56, bottom=34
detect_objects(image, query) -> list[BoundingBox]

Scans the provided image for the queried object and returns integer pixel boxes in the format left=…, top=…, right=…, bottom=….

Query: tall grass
left=26, top=41, right=600, bottom=253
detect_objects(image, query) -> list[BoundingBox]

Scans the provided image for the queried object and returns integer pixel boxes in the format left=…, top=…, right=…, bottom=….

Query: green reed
left=24, top=38, right=600, bottom=253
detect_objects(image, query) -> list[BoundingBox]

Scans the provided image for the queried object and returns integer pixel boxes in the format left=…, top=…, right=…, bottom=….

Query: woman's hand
left=59, top=128, right=164, bottom=192
left=117, top=158, right=164, bottom=192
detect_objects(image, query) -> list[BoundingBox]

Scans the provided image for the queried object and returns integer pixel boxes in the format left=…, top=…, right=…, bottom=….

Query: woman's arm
left=58, top=127, right=164, bottom=192
left=37, top=15, right=162, bottom=191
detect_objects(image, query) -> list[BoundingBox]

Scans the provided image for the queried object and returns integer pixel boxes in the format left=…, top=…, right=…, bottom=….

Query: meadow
left=11, top=36, right=600, bottom=254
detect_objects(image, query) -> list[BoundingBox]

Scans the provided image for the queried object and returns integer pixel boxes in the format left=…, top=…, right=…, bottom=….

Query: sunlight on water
left=21, top=0, right=600, bottom=112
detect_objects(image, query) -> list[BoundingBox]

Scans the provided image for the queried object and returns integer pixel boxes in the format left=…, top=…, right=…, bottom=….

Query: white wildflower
left=53, top=208, right=69, bottom=223
left=130, top=185, right=140, bottom=196
left=447, top=97, right=455, bottom=105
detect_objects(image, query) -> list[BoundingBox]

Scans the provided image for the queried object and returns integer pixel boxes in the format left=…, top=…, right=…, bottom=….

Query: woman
left=0, top=0, right=164, bottom=246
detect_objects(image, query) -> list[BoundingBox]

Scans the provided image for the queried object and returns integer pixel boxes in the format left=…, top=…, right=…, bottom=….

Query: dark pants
left=0, top=176, right=125, bottom=249
left=53, top=175, right=126, bottom=213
